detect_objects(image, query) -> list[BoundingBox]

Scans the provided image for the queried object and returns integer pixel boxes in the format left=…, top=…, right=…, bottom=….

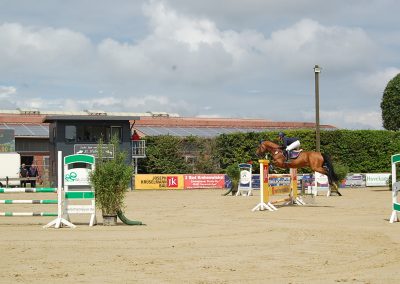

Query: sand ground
left=1, top=187, right=400, bottom=284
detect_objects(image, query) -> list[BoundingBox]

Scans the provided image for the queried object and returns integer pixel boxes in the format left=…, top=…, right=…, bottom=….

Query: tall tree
left=141, top=135, right=191, bottom=174
left=381, top=73, right=400, bottom=130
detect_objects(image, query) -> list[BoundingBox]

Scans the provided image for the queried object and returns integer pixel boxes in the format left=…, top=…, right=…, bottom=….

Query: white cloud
left=0, top=86, right=17, bottom=98
left=97, top=1, right=378, bottom=87
left=303, top=109, right=382, bottom=129
left=0, top=2, right=378, bottom=87
left=0, top=22, right=93, bottom=74
left=356, top=67, right=400, bottom=96
left=263, top=19, right=377, bottom=74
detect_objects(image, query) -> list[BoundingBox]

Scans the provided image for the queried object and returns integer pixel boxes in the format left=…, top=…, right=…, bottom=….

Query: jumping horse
left=256, top=140, right=341, bottom=195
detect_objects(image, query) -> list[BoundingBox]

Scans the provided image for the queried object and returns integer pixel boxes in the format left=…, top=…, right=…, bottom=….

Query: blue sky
left=0, top=0, right=399, bottom=129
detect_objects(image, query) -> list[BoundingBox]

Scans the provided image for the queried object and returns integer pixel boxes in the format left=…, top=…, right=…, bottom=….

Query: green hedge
left=137, top=130, right=400, bottom=174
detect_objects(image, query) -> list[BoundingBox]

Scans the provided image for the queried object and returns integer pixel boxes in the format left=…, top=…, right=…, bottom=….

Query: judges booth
left=43, top=115, right=139, bottom=186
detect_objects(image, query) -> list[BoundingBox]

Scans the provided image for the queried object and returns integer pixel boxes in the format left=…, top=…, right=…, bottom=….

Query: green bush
left=225, top=163, right=240, bottom=192
left=137, top=130, right=400, bottom=175
left=90, top=136, right=132, bottom=215
left=381, top=73, right=400, bottom=130
left=333, top=162, right=349, bottom=183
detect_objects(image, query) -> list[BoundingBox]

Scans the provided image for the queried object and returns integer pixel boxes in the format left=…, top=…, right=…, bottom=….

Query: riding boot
left=285, top=150, right=290, bottom=163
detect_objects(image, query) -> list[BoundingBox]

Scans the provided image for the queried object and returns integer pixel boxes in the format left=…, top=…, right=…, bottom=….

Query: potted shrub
left=223, top=163, right=240, bottom=196
left=90, top=136, right=132, bottom=225
left=333, top=162, right=349, bottom=188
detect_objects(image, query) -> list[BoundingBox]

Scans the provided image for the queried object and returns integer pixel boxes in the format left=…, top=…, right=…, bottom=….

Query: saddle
left=288, top=149, right=303, bottom=160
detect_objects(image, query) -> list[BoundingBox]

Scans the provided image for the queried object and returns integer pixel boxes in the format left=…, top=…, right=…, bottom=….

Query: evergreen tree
left=381, top=73, right=400, bottom=130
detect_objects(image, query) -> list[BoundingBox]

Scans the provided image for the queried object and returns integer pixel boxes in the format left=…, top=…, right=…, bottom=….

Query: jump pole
left=252, top=160, right=277, bottom=211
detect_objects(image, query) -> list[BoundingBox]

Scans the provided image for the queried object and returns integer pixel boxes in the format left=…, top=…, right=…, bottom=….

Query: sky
left=0, top=0, right=399, bottom=129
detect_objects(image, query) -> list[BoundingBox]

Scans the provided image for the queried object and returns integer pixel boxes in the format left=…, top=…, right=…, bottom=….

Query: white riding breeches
left=286, top=140, right=300, bottom=151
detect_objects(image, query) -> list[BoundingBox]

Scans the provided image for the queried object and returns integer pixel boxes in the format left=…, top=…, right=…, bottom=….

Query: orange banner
left=135, top=174, right=184, bottom=190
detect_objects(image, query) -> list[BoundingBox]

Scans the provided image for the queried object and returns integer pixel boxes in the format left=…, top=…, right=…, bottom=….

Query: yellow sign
left=135, top=174, right=184, bottom=190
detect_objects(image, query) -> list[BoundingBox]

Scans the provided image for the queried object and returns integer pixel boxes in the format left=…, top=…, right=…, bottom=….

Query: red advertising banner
left=184, top=174, right=225, bottom=189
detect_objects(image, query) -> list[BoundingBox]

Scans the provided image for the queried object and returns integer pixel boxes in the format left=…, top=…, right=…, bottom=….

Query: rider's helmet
left=278, top=132, right=285, bottom=138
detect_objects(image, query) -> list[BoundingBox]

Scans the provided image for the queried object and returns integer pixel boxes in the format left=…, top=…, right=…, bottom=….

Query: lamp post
left=314, top=65, right=321, bottom=152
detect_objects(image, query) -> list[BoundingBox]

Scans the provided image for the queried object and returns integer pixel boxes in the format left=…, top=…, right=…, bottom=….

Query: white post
left=44, top=151, right=76, bottom=229
left=390, top=156, right=399, bottom=223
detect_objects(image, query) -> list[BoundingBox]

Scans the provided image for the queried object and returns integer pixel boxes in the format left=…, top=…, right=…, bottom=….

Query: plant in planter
left=333, top=162, right=349, bottom=188
left=90, top=136, right=132, bottom=225
left=222, top=163, right=240, bottom=196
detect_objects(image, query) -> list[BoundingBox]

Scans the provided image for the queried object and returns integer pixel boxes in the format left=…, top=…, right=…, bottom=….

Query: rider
left=277, top=132, right=300, bottom=162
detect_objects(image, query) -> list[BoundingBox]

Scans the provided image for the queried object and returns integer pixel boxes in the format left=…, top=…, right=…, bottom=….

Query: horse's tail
left=322, top=153, right=338, bottom=185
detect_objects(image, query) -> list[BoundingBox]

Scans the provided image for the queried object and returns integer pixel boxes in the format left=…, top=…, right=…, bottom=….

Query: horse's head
left=256, top=140, right=266, bottom=157
left=256, top=140, right=280, bottom=157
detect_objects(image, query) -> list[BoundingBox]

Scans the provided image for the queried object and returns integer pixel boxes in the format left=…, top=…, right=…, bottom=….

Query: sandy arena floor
left=1, top=187, right=400, bottom=284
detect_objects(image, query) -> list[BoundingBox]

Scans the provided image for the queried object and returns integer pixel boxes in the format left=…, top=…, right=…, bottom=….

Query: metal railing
left=132, top=140, right=146, bottom=158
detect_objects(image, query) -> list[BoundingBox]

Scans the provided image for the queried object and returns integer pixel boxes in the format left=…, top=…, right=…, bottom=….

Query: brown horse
left=256, top=140, right=340, bottom=194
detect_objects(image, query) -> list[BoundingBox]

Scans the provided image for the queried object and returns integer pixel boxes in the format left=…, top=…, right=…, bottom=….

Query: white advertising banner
left=64, top=168, right=91, bottom=186
left=365, top=173, right=390, bottom=187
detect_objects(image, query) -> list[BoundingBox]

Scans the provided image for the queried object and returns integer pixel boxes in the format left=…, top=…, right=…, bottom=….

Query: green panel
left=65, top=191, right=95, bottom=199
left=42, top=212, right=58, bottom=217
left=394, top=202, right=400, bottom=211
left=391, top=154, right=400, bottom=164
left=42, top=200, right=58, bottom=204
left=64, top=154, right=95, bottom=165
left=36, top=188, right=58, bottom=193
left=5, top=212, right=12, bottom=216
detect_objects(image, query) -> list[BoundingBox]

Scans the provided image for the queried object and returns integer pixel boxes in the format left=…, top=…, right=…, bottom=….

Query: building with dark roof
left=0, top=109, right=336, bottom=184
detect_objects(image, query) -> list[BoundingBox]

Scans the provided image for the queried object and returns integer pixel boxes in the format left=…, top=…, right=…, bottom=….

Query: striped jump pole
left=0, top=212, right=58, bottom=217
left=0, top=151, right=76, bottom=229
left=0, top=200, right=58, bottom=204
left=0, top=188, right=57, bottom=193
left=0, top=188, right=58, bottom=217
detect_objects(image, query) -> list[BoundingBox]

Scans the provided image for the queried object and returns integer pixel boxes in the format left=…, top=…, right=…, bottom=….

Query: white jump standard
left=0, top=151, right=96, bottom=228
left=236, top=163, right=253, bottom=196
left=390, top=154, right=400, bottom=223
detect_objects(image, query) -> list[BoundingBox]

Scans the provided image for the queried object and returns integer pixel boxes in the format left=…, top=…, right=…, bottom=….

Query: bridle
left=259, top=142, right=283, bottom=158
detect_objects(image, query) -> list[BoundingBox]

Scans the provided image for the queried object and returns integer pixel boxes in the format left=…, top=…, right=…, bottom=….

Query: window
left=65, top=125, right=77, bottom=142
left=65, top=125, right=122, bottom=143
left=78, top=126, right=105, bottom=142
left=111, top=126, right=122, bottom=142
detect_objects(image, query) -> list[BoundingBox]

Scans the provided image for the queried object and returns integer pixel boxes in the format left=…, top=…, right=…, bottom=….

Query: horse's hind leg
left=312, top=166, right=342, bottom=196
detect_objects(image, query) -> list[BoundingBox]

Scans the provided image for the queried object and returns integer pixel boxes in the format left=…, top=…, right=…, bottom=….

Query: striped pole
left=0, top=200, right=57, bottom=204
left=0, top=188, right=57, bottom=193
left=0, top=212, right=58, bottom=217
left=0, top=151, right=76, bottom=228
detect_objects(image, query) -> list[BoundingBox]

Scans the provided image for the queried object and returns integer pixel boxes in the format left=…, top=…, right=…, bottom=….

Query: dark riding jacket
left=282, top=137, right=298, bottom=148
